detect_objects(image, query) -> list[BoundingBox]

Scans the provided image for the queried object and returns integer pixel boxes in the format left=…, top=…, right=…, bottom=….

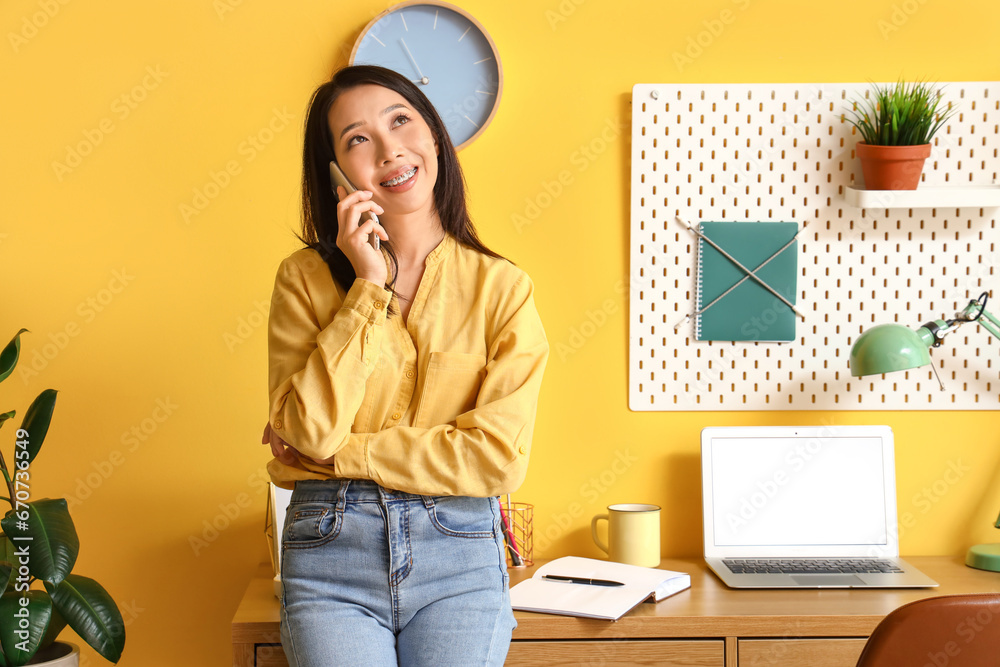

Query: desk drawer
left=738, top=638, right=867, bottom=667
left=507, top=639, right=724, bottom=666
left=253, top=639, right=725, bottom=666
left=255, top=644, right=288, bottom=667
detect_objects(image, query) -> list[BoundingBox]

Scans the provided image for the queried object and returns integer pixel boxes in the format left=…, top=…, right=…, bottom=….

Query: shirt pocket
left=414, top=351, right=487, bottom=428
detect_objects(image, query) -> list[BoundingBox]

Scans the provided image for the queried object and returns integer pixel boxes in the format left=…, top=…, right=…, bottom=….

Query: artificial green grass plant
left=845, top=80, right=956, bottom=146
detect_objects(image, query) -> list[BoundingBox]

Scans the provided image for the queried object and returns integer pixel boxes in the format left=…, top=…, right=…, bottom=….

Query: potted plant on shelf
left=844, top=79, right=956, bottom=190
left=0, top=330, right=126, bottom=666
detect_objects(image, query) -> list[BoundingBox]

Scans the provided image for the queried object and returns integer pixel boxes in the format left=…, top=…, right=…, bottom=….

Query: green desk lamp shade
left=849, top=324, right=934, bottom=377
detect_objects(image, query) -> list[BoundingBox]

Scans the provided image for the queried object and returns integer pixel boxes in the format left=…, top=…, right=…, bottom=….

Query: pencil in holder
left=499, top=500, right=533, bottom=568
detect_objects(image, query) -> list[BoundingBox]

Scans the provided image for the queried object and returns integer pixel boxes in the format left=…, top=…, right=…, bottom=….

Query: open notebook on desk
left=509, top=556, right=691, bottom=621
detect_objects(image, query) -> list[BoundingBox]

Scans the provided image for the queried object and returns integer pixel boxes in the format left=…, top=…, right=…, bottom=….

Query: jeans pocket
left=426, top=496, right=496, bottom=539
left=282, top=502, right=342, bottom=548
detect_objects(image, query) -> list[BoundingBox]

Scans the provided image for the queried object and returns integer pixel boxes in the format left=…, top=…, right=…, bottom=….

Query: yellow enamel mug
left=591, top=503, right=661, bottom=567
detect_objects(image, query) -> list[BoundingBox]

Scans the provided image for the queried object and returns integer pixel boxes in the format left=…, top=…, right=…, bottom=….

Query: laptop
left=701, top=425, right=937, bottom=589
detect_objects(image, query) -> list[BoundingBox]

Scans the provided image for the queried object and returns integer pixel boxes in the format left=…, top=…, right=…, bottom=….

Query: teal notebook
left=695, top=221, right=798, bottom=342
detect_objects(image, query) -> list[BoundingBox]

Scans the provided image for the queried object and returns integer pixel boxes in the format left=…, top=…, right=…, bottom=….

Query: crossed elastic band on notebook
left=673, top=216, right=806, bottom=332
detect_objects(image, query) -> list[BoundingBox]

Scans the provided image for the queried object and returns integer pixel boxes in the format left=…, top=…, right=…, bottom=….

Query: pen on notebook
left=542, top=575, right=625, bottom=587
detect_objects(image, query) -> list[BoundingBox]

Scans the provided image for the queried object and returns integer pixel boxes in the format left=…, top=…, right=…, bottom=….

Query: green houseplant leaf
left=0, top=500, right=79, bottom=585
left=0, top=535, right=15, bottom=595
left=0, top=590, right=53, bottom=666
left=46, top=574, right=125, bottom=663
left=0, top=328, right=126, bottom=663
left=0, top=331, right=28, bottom=385
left=37, top=605, right=67, bottom=653
left=19, top=390, right=56, bottom=466
left=844, top=80, right=956, bottom=147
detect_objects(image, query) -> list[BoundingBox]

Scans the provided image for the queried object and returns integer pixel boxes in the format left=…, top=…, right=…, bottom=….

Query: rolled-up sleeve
left=268, top=256, right=393, bottom=460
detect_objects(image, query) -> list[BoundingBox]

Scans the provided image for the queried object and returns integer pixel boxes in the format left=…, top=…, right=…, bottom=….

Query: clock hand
left=399, top=38, right=429, bottom=85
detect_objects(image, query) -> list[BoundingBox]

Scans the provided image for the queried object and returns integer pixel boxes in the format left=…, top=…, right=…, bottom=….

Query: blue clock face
left=351, top=2, right=502, bottom=150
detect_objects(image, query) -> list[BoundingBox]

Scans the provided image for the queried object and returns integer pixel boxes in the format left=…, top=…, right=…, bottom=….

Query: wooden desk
left=232, top=556, right=1000, bottom=666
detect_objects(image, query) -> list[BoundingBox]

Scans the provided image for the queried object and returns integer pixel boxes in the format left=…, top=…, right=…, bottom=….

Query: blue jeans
left=279, top=479, right=516, bottom=666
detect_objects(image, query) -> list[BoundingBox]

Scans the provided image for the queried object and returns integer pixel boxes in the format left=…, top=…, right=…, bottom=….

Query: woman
left=263, top=65, right=548, bottom=666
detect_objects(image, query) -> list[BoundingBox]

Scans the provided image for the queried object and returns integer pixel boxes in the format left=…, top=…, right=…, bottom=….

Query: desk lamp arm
left=921, top=292, right=1000, bottom=346
left=947, top=294, right=1000, bottom=529
left=960, top=294, right=1000, bottom=341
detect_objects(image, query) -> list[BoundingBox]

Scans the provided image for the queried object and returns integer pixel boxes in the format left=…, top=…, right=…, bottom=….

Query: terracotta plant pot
left=855, top=142, right=931, bottom=190
left=25, top=642, right=80, bottom=666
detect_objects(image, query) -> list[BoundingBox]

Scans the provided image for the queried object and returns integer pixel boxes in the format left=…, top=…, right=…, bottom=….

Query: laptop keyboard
left=723, top=558, right=905, bottom=575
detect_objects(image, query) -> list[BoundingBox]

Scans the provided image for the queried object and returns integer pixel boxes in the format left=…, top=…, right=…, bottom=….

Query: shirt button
left=273, top=420, right=283, bottom=430
left=518, top=446, right=527, bottom=455
left=405, top=370, right=414, bottom=379
left=374, top=300, right=384, bottom=310
left=392, top=412, right=401, bottom=420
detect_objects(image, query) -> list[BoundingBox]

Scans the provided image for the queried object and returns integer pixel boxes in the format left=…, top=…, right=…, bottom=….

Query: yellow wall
left=2, top=0, right=999, bottom=664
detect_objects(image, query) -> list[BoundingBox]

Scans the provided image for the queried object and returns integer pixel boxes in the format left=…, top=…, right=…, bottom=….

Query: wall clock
left=350, top=1, right=503, bottom=151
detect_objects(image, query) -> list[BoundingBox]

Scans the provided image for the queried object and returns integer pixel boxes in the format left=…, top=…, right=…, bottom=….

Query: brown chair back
left=856, top=593, right=1000, bottom=666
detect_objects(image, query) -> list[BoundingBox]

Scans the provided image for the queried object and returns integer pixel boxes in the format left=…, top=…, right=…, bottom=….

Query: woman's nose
left=376, top=136, right=403, bottom=164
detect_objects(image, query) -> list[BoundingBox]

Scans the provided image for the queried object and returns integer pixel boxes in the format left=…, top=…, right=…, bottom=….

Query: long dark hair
left=299, top=65, right=504, bottom=311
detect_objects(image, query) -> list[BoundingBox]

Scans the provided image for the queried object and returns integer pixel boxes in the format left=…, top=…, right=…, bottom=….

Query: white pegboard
left=629, top=82, right=1000, bottom=411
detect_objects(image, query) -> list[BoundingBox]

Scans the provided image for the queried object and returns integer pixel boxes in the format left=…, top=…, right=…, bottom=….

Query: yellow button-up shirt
left=266, top=234, right=549, bottom=497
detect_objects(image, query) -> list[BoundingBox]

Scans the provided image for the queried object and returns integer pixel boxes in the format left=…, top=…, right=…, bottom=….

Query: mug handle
left=591, top=514, right=609, bottom=554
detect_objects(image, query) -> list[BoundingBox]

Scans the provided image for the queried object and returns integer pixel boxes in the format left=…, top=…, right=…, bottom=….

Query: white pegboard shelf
left=629, top=81, right=1000, bottom=411
left=844, top=185, right=1000, bottom=209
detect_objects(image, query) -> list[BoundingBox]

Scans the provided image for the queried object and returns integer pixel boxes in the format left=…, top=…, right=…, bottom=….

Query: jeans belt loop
left=337, top=479, right=350, bottom=511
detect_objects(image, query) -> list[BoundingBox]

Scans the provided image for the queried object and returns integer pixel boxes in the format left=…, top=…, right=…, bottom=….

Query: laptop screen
left=702, top=426, right=896, bottom=557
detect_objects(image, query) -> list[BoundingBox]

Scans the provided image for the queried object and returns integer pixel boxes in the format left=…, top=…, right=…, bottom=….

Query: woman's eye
left=392, top=114, right=411, bottom=127
left=347, top=135, right=367, bottom=147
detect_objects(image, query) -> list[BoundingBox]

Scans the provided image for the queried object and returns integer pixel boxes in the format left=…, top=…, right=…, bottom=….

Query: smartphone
left=330, top=161, right=380, bottom=250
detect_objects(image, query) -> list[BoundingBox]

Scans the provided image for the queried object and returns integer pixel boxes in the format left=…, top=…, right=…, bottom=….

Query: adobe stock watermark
left=877, top=0, right=931, bottom=40
left=65, top=398, right=180, bottom=510
left=672, top=0, right=752, bottom=73
left=189, top=468, right=272, bottom=556
left=224, top=300, right=270, bottom=353
left=544, top=0, right=587, bottom=30
left=867, top=458, right=971, bottom=559
left=512, top=116, right=626, bottom=234
left=924, top=596, right=1000, bottom=666
left=51, top=66, right=169, bottom=182
left=75, top=599, right=145, bottom=667
left=739, top=296, right=797, bottom=341
left=214, top=0, right=246, bottom=20
left=723, top=427, right=839, bottom=536
left=556, top=267, right=653, bottom=363
left=179, top=106, right=295, bottom=224
left=533, top=447, right=639, bottom=553
left=440, top=75, right=498, bottom=137
left=18, top=269, right=136, bottom=383
left=8, top=0, right=72, bottom=53
left=556, top=283, right=625, bottom=363
left=9, top=428, right=34, bottom=654
left=946, top=258, right=997, bottom=307
left=222, top=241, right=382, bottom=352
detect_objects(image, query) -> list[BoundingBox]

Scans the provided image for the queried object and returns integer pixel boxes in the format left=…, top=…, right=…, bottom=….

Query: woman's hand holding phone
left=335, top=185, right=388, bottom=285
